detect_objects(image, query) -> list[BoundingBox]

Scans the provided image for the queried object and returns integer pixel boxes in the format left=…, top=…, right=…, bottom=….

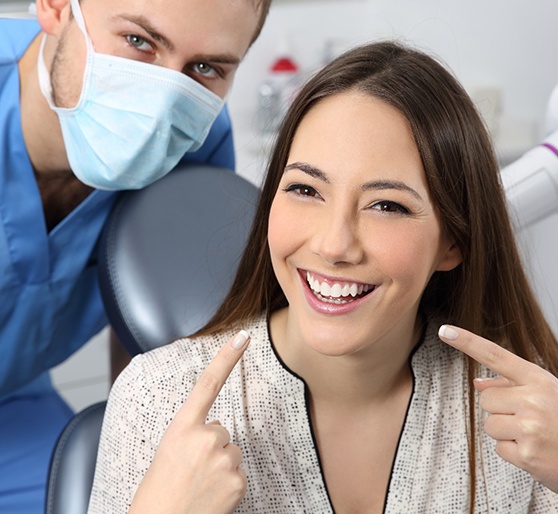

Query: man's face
left=50, top=0, right=261, bottom=107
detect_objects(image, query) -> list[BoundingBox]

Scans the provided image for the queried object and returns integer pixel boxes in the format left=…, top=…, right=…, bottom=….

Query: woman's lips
left=306, top=270, right=375, bottom=302
left=299, top=270, right=376, bottom=314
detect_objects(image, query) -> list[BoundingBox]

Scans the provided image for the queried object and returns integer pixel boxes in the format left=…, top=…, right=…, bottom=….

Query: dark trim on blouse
left=381, top=320, right=427, bottom=514
left=265, top=314, right=429, bottom=513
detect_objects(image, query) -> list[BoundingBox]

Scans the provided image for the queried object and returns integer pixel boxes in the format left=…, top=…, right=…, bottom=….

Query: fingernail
left=231, top=330, right=250, bottom=349
left=474, top=377, right=496, bottom=383
left=439, top=325, right=458, bottom=341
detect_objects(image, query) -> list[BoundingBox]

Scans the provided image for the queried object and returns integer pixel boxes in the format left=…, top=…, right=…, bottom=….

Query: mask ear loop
left=37, top=29, right=91, bottom=113
left=69, top=0, right=94, bottom=52
left=37, top=35, right=57, bottom=109
left=39, top=0, right=94, bottom=112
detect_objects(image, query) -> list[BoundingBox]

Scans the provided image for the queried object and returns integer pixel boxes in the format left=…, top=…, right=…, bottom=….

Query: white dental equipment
left=501, top=131, right=558, bottom=229
left=501, top=86, right=558, bottom=230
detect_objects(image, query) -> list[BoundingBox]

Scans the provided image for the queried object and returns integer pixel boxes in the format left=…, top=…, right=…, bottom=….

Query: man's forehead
left=101, top=0, right=261, bottom=40
left=85, top=0, right=268, bottom=53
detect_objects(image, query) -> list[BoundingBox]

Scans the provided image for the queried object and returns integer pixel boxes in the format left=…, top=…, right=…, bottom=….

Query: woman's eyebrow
left=284, top=162, right=330, bottom=183
left=284, top=162, right=422, bottom=200
left=361, top=180, right=423, bottom=201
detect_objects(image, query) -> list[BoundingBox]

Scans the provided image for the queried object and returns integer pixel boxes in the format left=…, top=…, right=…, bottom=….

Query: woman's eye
left=284, top=184, right=321, bottom=198
left=126, top=34, right=153, bottom=52
left=371, top=201, right=410, bottom=215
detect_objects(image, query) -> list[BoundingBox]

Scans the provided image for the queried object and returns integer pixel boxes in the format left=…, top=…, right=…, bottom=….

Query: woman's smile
left=301, top=269, right=376, bottom=311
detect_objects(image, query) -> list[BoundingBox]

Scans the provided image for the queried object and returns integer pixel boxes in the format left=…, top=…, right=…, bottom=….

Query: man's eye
left=126, top=34, right=153, bottom=52
left=193, top=63, right=219, bottom=78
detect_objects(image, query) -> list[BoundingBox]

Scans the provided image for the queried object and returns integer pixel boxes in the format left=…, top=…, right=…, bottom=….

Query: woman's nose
left=311, top=211, right=364, bottom=265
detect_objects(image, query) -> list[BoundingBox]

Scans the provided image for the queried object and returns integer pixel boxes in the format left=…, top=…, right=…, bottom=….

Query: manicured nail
left=231, top=330, right=250, bottom=349
left=439, top=325, right=459, bottom=341
left=474, top=377, right=496, bottom=383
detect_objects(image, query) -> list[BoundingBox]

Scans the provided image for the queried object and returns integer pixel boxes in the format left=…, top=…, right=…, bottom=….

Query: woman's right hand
left=129, top=330, right=251, bottom=514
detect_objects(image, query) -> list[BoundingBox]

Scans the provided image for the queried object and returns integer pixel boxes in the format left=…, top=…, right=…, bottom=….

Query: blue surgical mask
left=37, top=0, right=224, bottom=191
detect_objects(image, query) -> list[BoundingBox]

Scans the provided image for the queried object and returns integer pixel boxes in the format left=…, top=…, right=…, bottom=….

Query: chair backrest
left=98, top=164, right=260, bottom=355
left=45, top=402, right=107, bottom=514
left=45, top=165, right=260, bottom=514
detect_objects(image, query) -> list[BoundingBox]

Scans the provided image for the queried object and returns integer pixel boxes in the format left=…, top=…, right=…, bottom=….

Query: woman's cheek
left=268, top=197, right=307, bottom=257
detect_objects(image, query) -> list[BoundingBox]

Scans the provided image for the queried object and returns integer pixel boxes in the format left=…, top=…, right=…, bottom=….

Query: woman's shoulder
left=415, top=315, right=457, bottom=360
left=121, top=315, right=270, bottom=387
left=417, top=315, right=498, bottom=380
left=411, top=315, right=472, bottom=381
left=107, top=315, right=269, bottom=426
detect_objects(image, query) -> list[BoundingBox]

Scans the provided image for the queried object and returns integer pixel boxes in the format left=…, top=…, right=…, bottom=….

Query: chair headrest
left=98, top=165, right=260, bottom=356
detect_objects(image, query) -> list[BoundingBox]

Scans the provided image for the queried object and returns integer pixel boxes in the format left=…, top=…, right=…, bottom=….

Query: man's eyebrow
left=284, top=162, right=423, bottom=200
left=113, top=15, right=175, bottom=51
left=188, top=53, right=241, bottom=66
left=112, top=14, right=242, bottom=66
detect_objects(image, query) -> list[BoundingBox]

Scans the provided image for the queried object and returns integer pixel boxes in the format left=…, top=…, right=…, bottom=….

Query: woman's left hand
left=438, top=324, right=558, bottom=493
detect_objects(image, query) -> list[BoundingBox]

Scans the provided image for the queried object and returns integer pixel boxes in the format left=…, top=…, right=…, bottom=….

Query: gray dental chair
left=45, top=165, right=260, bottom=514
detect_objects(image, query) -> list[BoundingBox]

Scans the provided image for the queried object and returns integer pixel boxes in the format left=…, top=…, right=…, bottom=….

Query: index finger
left=438, top=324, right=539, bottom=385
left=182, top=329, right=250, bottom=425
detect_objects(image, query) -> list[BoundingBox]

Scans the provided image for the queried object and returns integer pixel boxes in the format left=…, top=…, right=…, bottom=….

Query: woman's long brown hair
left=195, top=41, right=558, bottom=510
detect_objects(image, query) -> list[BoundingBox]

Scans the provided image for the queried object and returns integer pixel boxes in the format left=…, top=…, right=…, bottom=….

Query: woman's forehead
left=286, top=92, right=427, bottom=189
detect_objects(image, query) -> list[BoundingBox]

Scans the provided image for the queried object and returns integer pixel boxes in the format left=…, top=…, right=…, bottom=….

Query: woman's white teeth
left=306, top=271, right=372, bottom=300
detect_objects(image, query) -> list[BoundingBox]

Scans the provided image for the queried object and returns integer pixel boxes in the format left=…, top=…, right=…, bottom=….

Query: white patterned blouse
left=88, top=315, right=558, bottom=513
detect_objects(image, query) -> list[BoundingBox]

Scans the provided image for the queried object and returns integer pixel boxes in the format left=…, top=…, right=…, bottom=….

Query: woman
left=89, top=41, right=558, bottom=513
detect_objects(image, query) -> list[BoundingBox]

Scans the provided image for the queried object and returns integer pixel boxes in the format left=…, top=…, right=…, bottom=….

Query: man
left=0, top=0, right=270, bottom=511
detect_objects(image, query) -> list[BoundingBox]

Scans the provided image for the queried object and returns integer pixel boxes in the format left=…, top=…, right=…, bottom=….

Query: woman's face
left=268, top=91, right=461, bottom=357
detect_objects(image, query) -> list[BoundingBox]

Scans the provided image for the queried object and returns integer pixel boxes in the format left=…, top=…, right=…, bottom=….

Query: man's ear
left=436, top=242, right=462, bottom=272
left=36, top=0, right=70, bottom=36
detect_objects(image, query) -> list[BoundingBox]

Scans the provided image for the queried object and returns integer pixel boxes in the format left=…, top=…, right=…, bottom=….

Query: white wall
left=230, top=0, right=558, bottom=183
left=51, top=328, right=110, bottom=411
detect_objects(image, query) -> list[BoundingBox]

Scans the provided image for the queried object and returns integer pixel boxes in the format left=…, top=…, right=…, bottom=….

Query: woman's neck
left=269, top=307, right=422, bottom=407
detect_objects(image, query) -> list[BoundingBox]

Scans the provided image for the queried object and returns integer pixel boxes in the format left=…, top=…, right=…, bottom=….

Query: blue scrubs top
left=0, top=18, right=235, bottom=513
